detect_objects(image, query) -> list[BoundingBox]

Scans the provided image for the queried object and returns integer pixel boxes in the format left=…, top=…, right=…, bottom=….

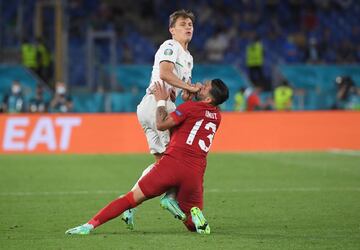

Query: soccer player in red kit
left=65, top=79, right=229, bottom=235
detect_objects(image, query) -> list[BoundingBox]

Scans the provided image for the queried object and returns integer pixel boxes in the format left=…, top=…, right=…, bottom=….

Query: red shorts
left=138, top=153, right=205, bottom=219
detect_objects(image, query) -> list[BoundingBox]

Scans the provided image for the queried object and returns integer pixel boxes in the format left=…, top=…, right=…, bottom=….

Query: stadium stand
left=1, top=0, right=360, bottom=112
left=279, top=65, right=360, bottom=110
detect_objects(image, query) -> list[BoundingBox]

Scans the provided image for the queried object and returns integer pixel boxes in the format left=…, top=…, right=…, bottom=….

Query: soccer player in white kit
left=122, top=10, right=200, bottom=229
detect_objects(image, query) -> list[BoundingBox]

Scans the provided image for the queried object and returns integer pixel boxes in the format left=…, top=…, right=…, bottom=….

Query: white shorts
left=137, top=94, right=176, bottom=154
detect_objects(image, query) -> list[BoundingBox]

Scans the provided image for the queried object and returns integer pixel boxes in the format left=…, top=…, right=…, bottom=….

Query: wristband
left=157, top=100, right=166, bottom=107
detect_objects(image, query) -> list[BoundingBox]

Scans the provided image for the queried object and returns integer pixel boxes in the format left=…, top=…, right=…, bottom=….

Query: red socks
left=88, top=191, right=137, bottom=228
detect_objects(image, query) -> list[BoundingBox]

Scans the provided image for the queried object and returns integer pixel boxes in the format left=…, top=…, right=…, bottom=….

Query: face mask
left=57, top=86, right=66, bottom=95
left=12, top=85, right=21, bottom=94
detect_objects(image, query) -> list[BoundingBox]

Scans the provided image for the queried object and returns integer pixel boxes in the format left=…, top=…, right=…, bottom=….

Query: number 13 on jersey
left=186, top=119, right=217, bottom=152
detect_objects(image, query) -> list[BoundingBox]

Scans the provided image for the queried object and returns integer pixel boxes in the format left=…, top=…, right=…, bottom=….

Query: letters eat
left=2, top=117, right=81, bottom=151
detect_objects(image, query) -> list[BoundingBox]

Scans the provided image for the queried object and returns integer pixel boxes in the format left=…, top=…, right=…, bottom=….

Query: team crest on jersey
left=164, top=49, right=173, bottom=55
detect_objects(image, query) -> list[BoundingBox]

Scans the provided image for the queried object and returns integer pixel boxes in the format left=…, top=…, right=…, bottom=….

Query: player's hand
left=185, top=82, right=200, bottom=93
left=194, top=82, right=202, bottom=89
left=181, top=89, right=192, bottom=101
left=187, top=85, right=200, bottom=93
left=183, top=82, right=202, bottom=101
left=182, top=81, right=194, bottom=101
left=153, top=81, right=170, bottom=101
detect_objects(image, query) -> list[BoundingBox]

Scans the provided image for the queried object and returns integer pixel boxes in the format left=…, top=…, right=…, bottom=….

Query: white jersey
left=146, top=39, right=193, bottom=97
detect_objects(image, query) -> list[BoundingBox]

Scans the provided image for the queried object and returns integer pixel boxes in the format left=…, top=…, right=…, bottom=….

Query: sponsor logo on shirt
left=164, top=49, right=173, bottom=55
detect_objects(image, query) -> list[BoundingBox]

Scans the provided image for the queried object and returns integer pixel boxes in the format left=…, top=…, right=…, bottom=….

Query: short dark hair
left=210, top=79, right=229, bottom=106
left=169, top=9, right=195, bottom=28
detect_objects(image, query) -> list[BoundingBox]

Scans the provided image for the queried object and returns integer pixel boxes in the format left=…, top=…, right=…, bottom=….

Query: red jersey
left=166, top=101, right=221, bottom=167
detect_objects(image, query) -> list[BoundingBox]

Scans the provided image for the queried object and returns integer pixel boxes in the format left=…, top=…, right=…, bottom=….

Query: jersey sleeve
left=158, top=41, right=178, bottom=64
left=170, top=101, right=193, bottom=125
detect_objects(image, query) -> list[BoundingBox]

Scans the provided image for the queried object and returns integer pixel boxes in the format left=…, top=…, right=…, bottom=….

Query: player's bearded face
left=195, top=81, right=212, bottom=101
left=171, top=17, right=193, bottom=43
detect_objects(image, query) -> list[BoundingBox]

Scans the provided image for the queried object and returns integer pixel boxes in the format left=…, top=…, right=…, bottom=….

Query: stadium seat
left=109, top=92, right=135, bottom=112
left=72, top=92, right=105, bottom=113
left=0, top=65, right=38, bottom=93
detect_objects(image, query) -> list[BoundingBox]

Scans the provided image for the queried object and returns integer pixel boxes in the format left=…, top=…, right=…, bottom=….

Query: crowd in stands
left=233, top=76, right=360, bottom=111
left=65, top=0, right=360, bottom=73
left=1, top=80, right=73, bottom=113
left=1, top=0, right=360, bottom=112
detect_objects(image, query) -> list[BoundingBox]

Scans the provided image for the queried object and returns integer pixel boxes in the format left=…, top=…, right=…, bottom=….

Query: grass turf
left=0, top=153, right=359, bottom=249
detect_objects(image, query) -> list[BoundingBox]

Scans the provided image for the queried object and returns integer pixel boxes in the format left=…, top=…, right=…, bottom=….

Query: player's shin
left=88, top=191, right=138, bottom=229
left=121, top=163, right=155, bottom=230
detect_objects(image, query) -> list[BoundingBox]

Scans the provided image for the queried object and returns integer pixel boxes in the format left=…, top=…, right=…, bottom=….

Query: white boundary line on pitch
left=1, top=187, right=360, bottom=197
left=328, top=149, right=360, bottom=156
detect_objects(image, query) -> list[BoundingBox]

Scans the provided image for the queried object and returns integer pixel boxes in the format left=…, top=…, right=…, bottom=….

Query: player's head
left=169, top=10, right=194, bottom=44
left=197, top=79, right=229, bottom=106
left=11, top=80, right=22, bottom=94
left=55, top=81, right=67, bottom=95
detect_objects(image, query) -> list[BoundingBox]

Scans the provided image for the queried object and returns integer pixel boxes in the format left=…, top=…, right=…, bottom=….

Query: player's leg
left=121, top=126, right=166, bottom=229
left=121, top=100, right=159, bottom=229
left=65, top=155, right=179, bottom=235
left=122, top=162, right=155, bottom=230
left=160, top=187, right=186, bottom=221
left=156, top=128, right=186, bottom=220
left=176, top=175, right=210, bottom=234
left=65, top=186, right=147, bottom=235
left=137, top=155, right=184, bottom=223
left=189, top=207, right=210, bottom=235
left=139, top=98, right=184, bottom=220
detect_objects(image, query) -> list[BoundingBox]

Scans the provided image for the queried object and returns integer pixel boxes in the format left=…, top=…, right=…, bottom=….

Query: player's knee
left=129, top=185, right=148, bottom=205
left=124, top=191, right=137, bottom=208
left=124, top=188, right=146, bottom=208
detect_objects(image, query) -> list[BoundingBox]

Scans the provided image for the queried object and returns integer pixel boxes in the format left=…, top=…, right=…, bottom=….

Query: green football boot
left=160, top=196, right=186, bottom=221
left=122, top=209, right=135, bottom=230
left=190, top=207, right=210, bottom=235
left=65, top=223, right=93, bottom=235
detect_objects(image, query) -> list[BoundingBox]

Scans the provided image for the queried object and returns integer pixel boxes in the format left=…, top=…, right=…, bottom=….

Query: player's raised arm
left=159, top=61, right=199, bottom=93
left=153, top=82, right=177, bottom=131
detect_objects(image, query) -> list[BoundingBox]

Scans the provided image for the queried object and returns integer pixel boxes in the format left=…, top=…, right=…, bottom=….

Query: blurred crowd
left=2, top=0, right=359, bottom=86
left=1, top=0, right=360, bottom=112
left=233, top=75, right=360, bottom=111
left=66, top=0, right=360, bottom=66
left=1, top=81, right=73, bottom=113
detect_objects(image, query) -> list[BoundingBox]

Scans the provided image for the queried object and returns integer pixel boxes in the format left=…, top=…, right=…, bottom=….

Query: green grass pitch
left=0, top=153, right=359, bottom=249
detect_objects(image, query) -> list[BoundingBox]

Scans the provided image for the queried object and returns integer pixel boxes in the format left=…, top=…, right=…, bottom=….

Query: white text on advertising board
left=2, top=117, right=81, bottom=151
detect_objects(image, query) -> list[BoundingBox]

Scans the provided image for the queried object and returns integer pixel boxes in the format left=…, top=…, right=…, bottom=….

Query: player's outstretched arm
left=153, top=82, right=177, bottom=131
left=160, top=61, right=199, bottom=93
